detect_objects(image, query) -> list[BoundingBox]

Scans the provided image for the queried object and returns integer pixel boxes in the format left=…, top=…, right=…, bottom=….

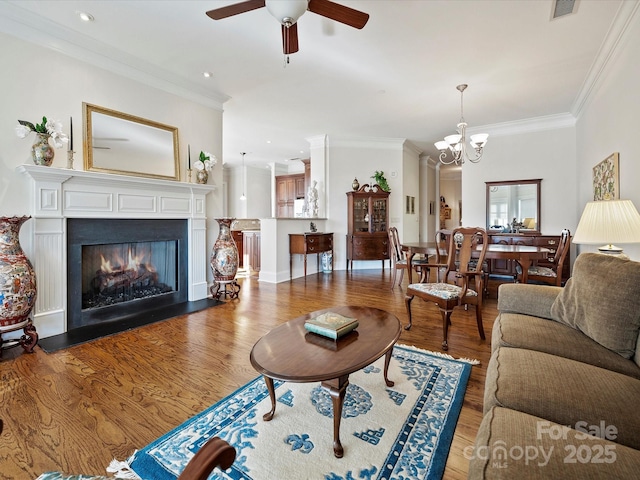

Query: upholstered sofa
left=468, top=253, right=640, bottom=479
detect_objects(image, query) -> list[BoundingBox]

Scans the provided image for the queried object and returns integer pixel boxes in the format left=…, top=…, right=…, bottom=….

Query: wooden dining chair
left=516, top=229, right=570, bottom=286
left=405, top=227, right=488, bottom=351
left=388, top=226, right=431, bottom=288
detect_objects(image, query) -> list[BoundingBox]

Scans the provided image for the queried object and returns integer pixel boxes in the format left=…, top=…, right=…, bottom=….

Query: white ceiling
left=1, top=0, right=629, bottom=167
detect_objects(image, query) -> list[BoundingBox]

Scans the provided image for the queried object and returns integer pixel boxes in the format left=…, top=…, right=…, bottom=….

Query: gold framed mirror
left=83, top=103, right=180, bottom=181
left=486, top=179, right=541, bottom=233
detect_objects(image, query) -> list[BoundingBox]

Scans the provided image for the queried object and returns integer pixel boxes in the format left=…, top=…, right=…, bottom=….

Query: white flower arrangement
left=16, top=116, right=68, bottom=149
left=196, top=151, right=217, bottom=171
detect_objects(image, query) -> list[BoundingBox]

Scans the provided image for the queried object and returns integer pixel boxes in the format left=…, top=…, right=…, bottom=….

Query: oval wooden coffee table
left=249, top=305, right=402, bottom=458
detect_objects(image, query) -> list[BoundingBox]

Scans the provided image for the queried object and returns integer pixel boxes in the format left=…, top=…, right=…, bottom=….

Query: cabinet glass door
left=353, top=198, right=369, bottom=232
left=372, top=199, right=387, bottom=233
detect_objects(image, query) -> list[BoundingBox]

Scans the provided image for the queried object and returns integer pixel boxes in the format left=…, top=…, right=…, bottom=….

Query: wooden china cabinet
left=346, top=184, right=390, bottom=270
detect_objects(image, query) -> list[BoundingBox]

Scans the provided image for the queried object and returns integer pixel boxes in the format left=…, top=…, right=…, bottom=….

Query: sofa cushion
left=492, top=313, right=640, bottom=380
left=484, top=347, right=640, bottom=450
left=468, top=406, right=640, bottom=479
left=550, top=253, right=640, bottom=359
left=498, top=283, right=560, bottom=320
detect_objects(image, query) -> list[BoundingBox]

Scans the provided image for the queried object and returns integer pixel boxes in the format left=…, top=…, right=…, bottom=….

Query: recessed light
left=203, top=71, right=213, bottom=78
left=77, top=11, right=94, bottom=22
left=266, top=140, right=271, bottom=144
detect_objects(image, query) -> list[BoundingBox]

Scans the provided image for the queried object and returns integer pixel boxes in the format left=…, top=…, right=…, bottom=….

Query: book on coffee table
left=304, top=312, right=359, bottom=340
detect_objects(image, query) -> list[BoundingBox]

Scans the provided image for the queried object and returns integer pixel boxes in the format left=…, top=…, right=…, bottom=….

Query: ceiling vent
left=552, top=0, right=578, bottom=19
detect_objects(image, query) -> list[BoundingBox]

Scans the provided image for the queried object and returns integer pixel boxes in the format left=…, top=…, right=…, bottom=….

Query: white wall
left=0, top=32, right=224, bottom=283
left=323, top=136, right=406, bottom=270
left=401, top=141, right=421, bottom=243
left=226, top=165, right=271, bottom=219
left=419, top=157, right=437, bottom=242
left=461, top=126, right=577, bottom=237
left=575, top=9, right=640, bottom=260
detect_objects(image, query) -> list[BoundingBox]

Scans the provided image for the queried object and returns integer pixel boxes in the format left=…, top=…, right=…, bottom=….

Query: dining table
left=401, top=242, right=552, bottom=286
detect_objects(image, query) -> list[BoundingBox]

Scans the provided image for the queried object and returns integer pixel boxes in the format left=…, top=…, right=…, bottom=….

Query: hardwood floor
left=0, top=269, right=501, bottom=479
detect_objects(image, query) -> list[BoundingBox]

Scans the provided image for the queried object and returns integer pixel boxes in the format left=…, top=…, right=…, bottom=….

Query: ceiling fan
left=206, top=0, right=369, bottom=55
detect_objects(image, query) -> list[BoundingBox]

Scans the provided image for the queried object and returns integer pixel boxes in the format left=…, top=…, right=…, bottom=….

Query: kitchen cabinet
left=346, top=184, right=390, bottom=270
left=243, top=231, right=261, bottom=272
left=231, top=230, right=244, bottom=268
left=276, top=173, right=305, bottom=218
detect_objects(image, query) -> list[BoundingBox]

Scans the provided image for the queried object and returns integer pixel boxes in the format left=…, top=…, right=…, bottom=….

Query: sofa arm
left=497, top=283, right=561, bottom=320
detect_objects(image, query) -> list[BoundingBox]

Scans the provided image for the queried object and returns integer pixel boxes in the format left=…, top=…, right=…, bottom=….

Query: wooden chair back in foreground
left=178, top=437, right=236, bottom=480
left=388, top=226, right=430, bottom=288
left=517, top=229, right=570, bottom=286
left=404, top=227, right=488, bottom=351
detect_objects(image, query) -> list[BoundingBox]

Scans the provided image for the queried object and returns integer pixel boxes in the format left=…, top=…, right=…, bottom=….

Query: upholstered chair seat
left=525, top=265, right=556, bottom=277
left=409, top=282, right=479, bottom=300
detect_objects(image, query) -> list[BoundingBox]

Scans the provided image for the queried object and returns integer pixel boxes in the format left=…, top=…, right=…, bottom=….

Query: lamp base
left=598, top=244, right=623, bottom=254
left=598, top=244, right=628, bottom=260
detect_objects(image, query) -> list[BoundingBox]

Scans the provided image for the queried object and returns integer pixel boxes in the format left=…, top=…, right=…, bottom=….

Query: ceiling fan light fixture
left=265, top=0, right=308, bottom=25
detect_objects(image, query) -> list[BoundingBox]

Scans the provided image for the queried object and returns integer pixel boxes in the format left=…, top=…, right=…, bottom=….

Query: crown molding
left=420, top=155, right=438, bottom=168
left=0, top=2, right=229, bottom=111
left=403, top=140, right=423, bottom=156
left=306, top=134, right=328, bottom=150
left=326, top=135, right=408, bottom=150
left=572, top=0, right=640, bottom=118
left=471, top=113, right=576, bottom=137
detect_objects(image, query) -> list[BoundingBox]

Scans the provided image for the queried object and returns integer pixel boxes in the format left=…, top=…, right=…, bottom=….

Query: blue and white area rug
left=124, top=345, right=474, bottom=480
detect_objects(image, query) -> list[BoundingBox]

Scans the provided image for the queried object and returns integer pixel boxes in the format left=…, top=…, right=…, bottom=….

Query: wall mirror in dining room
left=83, top=103, right=180, bottom=181
left=486, top=179, right=541, bottom=233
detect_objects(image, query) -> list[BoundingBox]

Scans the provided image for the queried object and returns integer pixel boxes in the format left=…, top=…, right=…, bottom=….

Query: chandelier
left=434, top=84, right=488, bottom=165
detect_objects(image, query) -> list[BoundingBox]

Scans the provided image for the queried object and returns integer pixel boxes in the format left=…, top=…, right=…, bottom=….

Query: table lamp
left=572, top=199, right=640, bottom=256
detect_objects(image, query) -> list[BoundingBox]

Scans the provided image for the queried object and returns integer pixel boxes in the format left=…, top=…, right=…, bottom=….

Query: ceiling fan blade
left=282, top=23, right=299, bottom=54
left=206, top=0, right=265, bottom=20
left=308, top=0, right=369, bottom=29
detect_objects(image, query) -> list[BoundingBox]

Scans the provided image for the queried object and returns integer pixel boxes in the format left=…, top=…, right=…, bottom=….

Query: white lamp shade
left=434, top=140, right=449, bottom=151
left=573, top=200, right=640, bottom=245
left=444, top=134, right=462, bottom=146
left=265, top=0, right=308, bottom=23
left=470, top=133, right=488, bottom=147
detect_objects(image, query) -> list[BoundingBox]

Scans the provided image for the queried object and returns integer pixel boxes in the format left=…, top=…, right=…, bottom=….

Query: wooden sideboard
left=289, top=233, right=333, bottom=279
left=487, top=233, right=570, bottom=283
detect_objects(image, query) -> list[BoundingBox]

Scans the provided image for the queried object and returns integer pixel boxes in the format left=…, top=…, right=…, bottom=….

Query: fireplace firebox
left=67, top=218, right=188, bottom=330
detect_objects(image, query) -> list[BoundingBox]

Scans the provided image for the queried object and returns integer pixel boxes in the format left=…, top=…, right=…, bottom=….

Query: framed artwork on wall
left=593, top=152, right=619, bottom=200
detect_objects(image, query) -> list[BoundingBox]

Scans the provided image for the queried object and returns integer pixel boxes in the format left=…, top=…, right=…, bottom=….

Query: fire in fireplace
left=82, top=241, right=177, bottom=309
left=67, top=218, right=188, bottom=331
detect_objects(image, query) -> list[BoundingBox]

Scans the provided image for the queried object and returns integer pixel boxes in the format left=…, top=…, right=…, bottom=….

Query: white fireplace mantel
left=18, top=164, right=216, bottom=338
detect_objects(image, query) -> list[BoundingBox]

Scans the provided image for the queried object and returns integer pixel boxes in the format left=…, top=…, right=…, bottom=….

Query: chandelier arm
left=465, top=151, right=484, bottom=163
left=438, top=151, right=459, bottom=165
